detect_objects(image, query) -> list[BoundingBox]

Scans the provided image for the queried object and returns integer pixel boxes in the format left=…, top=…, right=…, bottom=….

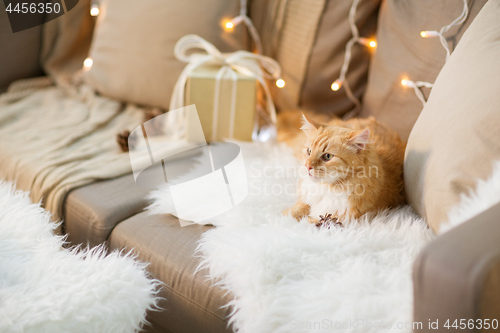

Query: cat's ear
left=348, top=128, right=370, bottom=152
left=300, top=113, right=318, bottom=139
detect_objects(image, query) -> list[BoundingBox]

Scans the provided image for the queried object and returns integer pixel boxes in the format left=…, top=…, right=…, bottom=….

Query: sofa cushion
left=64, top=165, right=166, bottom=246
left=108, top=212, right=233, bottom=333
left=64, top=171, right=151, bottom=247
left=40, top=0, right=95, bottom=78
left=404, top=0, right=500, bottom=232
left=84, top=0, right=247, bottom=110
left=359, top=0, right=487, bottom=141
left=250, top=0, right=380, bottom=116
left=413, top=201, right=500, bottom=324
left=299, top=0, right=379, bottom=115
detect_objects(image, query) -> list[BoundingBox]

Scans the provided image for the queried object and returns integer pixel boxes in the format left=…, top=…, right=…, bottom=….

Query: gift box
left=185, top=66, right=257, bottom=142
left=169, top=35, right=281, bottom=143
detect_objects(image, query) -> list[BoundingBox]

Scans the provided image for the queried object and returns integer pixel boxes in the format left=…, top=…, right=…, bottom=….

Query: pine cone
left=143, top=107, right=167, bottom=136
left=144, top=107, right=166, bottom=122
left=117, top=130, right=131, bottom=152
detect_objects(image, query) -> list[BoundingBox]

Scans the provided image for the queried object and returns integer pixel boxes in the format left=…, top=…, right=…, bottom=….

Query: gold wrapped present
left=169, top=35, right=282, bottom=143
left=185, top=66, right=257, bottom=142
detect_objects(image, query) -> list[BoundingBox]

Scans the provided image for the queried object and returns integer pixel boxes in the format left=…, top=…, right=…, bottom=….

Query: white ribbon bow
left=168, top=35, right=281, bottom=140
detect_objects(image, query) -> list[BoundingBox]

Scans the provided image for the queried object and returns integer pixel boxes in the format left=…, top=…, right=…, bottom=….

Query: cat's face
left=300, top=115, right=369, bottom=183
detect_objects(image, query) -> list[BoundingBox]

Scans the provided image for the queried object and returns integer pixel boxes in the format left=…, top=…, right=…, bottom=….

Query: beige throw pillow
left=360, top=0, right=487, bottom=141
left=84, top=0, right=247, bottom=110
left=0, top=6, right=43, bottom=90
left=404, top=0, right=500, bottom=233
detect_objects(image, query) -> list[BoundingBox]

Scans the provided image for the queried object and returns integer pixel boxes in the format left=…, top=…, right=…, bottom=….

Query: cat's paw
left=307, top=217, right=320, bottom=225
left=282, top=207, right=303, bottom=221
left=281, top=207, right=294, bottom=217
left=282, top=203, right=310, bottom=221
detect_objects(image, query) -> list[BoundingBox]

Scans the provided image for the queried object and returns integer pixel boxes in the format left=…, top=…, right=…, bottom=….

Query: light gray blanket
left=0, top=77, right=143, bottom=230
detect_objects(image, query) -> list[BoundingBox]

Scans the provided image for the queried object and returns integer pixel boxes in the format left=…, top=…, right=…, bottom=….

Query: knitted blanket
left=0, top=77, right=143, bottom=229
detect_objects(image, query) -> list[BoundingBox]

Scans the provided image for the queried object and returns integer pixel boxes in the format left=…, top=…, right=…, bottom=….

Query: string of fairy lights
left=90, top=0, right=99, bottom=16
left=84, top=0, right=286, bottom=88
left=400, top=0, right=469, bottom=106
left=330, top=0, right=376, bottom=114
left=223, top=0, right=286, bottom=89
left=84, top=0, right=470, bottom=109
left=224, top=0, right=263, bottom=55
left=332, top=0, right=469, bottom=108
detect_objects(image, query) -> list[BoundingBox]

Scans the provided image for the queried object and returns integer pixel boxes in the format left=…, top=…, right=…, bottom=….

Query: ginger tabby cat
left=282, top=113, right=406, bottom=224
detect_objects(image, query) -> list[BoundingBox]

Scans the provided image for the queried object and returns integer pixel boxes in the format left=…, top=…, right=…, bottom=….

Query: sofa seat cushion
left=108, top=212, right=233, bottom=333
left=64, top=169, right=158, bottom=247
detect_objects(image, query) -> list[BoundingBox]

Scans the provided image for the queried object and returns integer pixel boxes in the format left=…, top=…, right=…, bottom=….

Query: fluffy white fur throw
left=149, top=141, right=500, bottom=332
left=0, top=182, right=160, bottom=333
left=149, top=142, right=434, bottom=332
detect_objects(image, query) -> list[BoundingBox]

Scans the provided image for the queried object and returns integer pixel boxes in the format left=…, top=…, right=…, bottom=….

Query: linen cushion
left=404, top=0, right=500, bottom=232
left=360, top=0, right=487, bottom=141
left=413, top=201, right=500, bottom=324
left=40, top=0, right=95, bottom=78
left=84, top=0, right=247, bottom=110
left=250, top=0, right=380, bottom=116
left=64, top=169, right=154, bottom=247
left=108, top=212, right=233, bottom=333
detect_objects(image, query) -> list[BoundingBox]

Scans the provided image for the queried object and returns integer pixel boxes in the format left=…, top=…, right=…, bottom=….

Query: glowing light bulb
left=331, top=79, right=343, bottom=91
left=358, top=37, right=376, bottom=49
left=276, top=79, right=285, bottom=88
left=225, top=21, right=234, bottom=29
left=83, top=58, right=93, bottom=69
left=90, top=4, right=99, bottom=16
left=420, top=30, right=439, bottom=38
left=401, top=79, right=414, bottom=88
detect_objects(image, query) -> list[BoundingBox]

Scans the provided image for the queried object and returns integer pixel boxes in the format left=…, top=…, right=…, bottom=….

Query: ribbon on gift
left=168, top=34, right=281, bottom=141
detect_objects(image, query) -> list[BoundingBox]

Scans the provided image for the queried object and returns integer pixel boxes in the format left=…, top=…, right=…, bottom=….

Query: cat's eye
left=322, top=153, right=334, bottom=161
left=306, top=148, right=311, bottom=155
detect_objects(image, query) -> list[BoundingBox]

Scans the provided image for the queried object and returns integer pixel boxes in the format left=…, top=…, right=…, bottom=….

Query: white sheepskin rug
left=149, top=141, right=435, bottom=333
left=0, top=182, right=160, bottom=333
left=441, top=160, right=500, bottom=233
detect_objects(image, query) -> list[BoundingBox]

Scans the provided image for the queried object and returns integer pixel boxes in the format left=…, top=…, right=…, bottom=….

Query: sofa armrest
left=413, top=201, right=500, bottom=331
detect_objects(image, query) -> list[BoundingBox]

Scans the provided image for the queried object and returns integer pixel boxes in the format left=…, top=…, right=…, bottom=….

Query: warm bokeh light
left=358, top=37, right=376, bottom=49
left=420, top=31, right=438, bottom=38
left=90, top=4, right=99, bottom=16
left=225, top=21, right=234, bottom=29
left=276, top=79, right=285, bottom=88
left=331, top=80, right=342, bottom=91
left=401, top=79, right=410, bottom=87
left=83, top=58, right=93, bottom=69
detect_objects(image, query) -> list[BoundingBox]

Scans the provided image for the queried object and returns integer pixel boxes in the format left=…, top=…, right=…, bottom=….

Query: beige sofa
left=1, top=0, right=499, bottom=332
